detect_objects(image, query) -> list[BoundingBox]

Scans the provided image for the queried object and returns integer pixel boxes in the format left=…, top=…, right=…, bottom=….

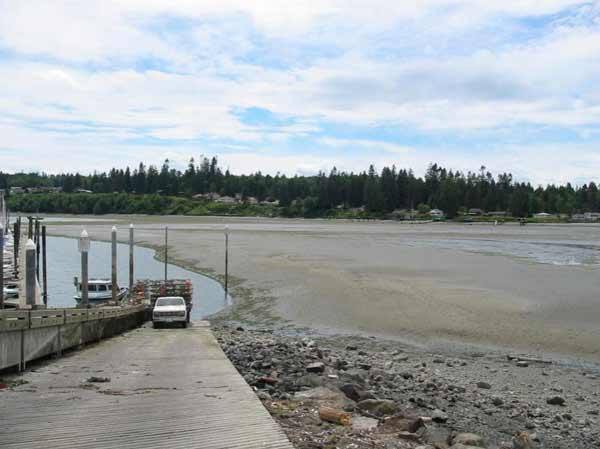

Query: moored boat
left=74, top=278, right=128, bottom=305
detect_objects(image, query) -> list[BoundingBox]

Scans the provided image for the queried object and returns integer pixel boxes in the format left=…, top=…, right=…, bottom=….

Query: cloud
left=0, top=0, right=598, bottom=184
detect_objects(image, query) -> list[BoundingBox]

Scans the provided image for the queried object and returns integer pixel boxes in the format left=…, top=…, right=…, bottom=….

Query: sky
left=1, top=0, right=599, bottom=185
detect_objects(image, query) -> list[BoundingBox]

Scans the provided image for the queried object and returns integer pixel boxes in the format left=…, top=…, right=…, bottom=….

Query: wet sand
left=45, top=216, right=600, bottom=362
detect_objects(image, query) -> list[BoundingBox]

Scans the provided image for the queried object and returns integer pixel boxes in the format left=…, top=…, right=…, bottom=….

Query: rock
left=476, top=381, right=492, bottom=390
left=546, top=396, right=565, bottom=406
left=352, top=416, right=379, bottom=432
left=450, top=445, right=482, bottom=449
left=452, top=433, right=485, bottom=447
left=398, top=431, right=421, bottom=442
left=357, top=399, right=397, bottom=417
left=491, top=396, right=504, bottom=406
left=512, top=431, right=534, bottom=449
left=346, top=344, right=358, bottom=351
left=296, top=374, right=325, bottom=388
left=516, top=361, right=529, bottom=368
left=432, top=408, right=449, bottom=423
left=340, top=383, right=363, bottom=402
left=257, top=376, right=278, bottom=385
left=306, top=362, right=325, bottom=373
left=295, top=387, right=350, bottom=408
left=86, top=376, right=110, bottom=383
left=256, top=391, right=271, bottom=401
left=379, top=414, right=424, bottom=433
left=422, top=425, right=452, bottom=448
left=342, top=368, right=368, bottom=386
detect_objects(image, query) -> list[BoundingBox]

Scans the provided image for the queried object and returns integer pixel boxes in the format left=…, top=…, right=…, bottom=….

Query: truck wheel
left=182, top=321, right=187, bottom=329
left=153, top=322, right=161, bottom=329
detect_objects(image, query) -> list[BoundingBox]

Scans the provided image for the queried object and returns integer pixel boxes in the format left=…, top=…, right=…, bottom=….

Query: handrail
left=0, top=305, right=145, bottom=331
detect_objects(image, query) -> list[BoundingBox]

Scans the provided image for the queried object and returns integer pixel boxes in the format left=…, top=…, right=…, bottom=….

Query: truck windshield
left=156, top=298, right=184, bottom=306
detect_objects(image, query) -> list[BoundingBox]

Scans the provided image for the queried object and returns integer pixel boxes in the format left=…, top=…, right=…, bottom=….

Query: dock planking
left=0, top=322, right=293, bottom=449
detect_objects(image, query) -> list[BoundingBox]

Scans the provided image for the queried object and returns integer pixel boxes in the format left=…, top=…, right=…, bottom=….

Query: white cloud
left=0, top=0, right=598, bottom=184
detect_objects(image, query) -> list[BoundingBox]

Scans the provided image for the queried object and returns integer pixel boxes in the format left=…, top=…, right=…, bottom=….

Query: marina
left=0, top=204, right=294, bottom=449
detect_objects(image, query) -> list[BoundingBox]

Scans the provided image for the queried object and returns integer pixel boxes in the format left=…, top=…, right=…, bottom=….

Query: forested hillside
left=2, top=157, right=597, bottom=218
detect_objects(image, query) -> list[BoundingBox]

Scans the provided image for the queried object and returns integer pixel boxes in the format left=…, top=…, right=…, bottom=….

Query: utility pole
left=224, top=225, right=229, bottom=294
left=111, top=226, right=117, bottom=302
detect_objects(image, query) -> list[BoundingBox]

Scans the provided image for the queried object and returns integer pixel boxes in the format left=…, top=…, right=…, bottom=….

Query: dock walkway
left=0, top=322, right=293, bottom=449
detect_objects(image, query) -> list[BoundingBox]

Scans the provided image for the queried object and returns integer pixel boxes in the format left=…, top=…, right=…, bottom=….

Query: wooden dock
left=0, top=322, right=293, bottom=449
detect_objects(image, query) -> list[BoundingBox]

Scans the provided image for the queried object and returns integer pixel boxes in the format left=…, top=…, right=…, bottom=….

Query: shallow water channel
left=45, top=236, right=228, bottom=319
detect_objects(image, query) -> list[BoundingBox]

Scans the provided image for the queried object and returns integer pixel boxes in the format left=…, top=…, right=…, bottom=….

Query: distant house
left=9, top=187, right=25, bottom=195
left=429, top=209, right=444, bottom=218
left=193, top=192, right=220, bottom=201
left=534, top=212, right=553, bottom=218
left=215, top=196, right=237, bottom=204
left=468, top=208, right=484, bottom=216
left=74, top=189, right=93, bottom=194
left=486, top=211, right=508, bottom=217
left=584, top=212, right=600, bottom=221
left=245, top=196, right=258, bottom=205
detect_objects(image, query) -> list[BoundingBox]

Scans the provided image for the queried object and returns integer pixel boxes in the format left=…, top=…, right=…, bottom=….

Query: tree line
left=2, top=157, right=598, bottom=218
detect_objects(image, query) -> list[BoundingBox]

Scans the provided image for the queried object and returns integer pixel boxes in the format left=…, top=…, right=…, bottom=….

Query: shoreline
left=40, top=214, right=600, bottom=367
left=214, top=324, right=600, bottom=449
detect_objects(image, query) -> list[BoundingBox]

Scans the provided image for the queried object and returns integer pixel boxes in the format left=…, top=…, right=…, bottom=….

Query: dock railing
left=0, top=305, right=147, bottom=371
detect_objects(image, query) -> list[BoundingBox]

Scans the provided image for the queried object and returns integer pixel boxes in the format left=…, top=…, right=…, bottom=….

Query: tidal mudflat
left=45, top=215, right=600, bottom=363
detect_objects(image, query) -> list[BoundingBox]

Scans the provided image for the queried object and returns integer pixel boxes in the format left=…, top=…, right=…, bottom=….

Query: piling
left=13, top=219, right=19, bottom=270
left=42, top=225, right=47, bottom=305
left=111, top=226, right=117, bottom=302
left=0, top=224, right=4, bottom=309
left=27, top=217, right=33, bottom=240
left=129, top=224, right=134, bottom=292
left=79, top=230, right=90, bottom=308
left=35, top=219, right=40, bottom=280
left=25, top=239, right=36, bottom=306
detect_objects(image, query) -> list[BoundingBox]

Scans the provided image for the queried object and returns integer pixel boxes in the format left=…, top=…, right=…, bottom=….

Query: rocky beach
left=214, top=324, right=600, bottom=449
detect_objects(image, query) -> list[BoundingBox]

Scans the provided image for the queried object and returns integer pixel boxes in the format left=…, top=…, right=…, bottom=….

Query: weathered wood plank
left=0, top=322, right=293, bottom=449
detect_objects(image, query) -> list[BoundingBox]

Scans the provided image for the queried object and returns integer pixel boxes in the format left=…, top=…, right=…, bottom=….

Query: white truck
left=152, top=296, right=188, bottom=328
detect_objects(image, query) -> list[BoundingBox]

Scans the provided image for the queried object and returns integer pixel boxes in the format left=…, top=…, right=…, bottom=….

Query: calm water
left=46, top=236, right=229, bottom=319
left=410, top=237, right=600, bottom=266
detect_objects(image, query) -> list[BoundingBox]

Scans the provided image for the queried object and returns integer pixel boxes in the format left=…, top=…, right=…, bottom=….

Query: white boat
left=74, top=278, right=128, bottom=305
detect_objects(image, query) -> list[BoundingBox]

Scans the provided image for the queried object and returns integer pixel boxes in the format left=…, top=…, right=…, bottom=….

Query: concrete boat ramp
left=0, top=322, right=293, bottom=449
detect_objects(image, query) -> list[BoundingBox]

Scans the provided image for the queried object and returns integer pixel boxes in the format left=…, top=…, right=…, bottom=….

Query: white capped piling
left=224, top=225, right=229, bottom=294
left=25, top=239, right=36, bottom=306
left=35, top=219, right=40, bottom=280
left=42, top=225, right=47, bottom=305
left=0, top=224, right=4, bottom=309
left=111, top=226, right=117, bottom=302
left=129, top=224, right=134, bottom=292
left=79, top=230, right=90, bottom=308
